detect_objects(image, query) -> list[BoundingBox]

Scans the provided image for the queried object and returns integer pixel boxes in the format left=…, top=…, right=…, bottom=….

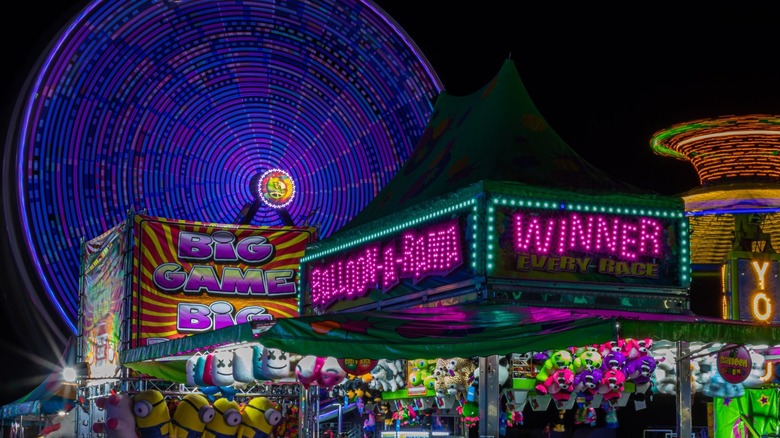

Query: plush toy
left=449, top=358, right=477, bottom=399
left=204, top=397, right=242, bottom=438
left=363, top=411, right=376, bottom=436
left=92, top=393, right=136, bottom=438
left=237, top=396, right=280, bottom=438
left=261, top=348, right=299, bottom=380
left=458, top=401, right=479, bottom=428
left=624, top=338, right=653, bottom=360
left=431, top=358, right=450, bottom=397
left=433, top=358, right=449, bottom=379
left=202, top=354, right=216, bottom=386
left=296, top=355, right=325, bottom=389
left=132, top=389, right=172, bottom=438
left=408, top=367, right=431, bottom=388
left=187, top=355, right=207, bottom=387
left=652, top=348, right=677, bottom=395
left=380, top=403, right=392, bottom=427
left=702, top=370, right=745, bottom=398
left=624, top=355, right=657, bottom=385
left=211, top=351, right=235, bottom=387
left=598, top=369, right=626, bottom=401
left=318, top=356, right=347, bottom=389
left=535, top=350, right=573, bottom=383
left=369, top=359, right=405, bottom=392
left=693, top=355, right=715, bottom=392
left=232, top=346, right=256, bottom=384
left=170, top=393, right=215, bottom=437
left=744, top=347, right=768, bottom=388
left=598, top=340, right=622, bottom=358
left=600, top=350, right=627, bottom=372
left=537, top=368, right=575, bottom=401
left=274, top=402, right=299, bottom=438
left=573, top=344, right=600, bottom=356
left=572, top=350, right=603, bottom=374
left=574, top=405, right=597, bottom=427
left=573, top=368, right=603, bottom=399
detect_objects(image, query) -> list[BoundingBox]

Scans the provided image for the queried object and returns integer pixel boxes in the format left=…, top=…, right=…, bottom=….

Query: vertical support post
left=478, top=355, right=499, bottom=438
left=299, top=385, right=308, bottom=438
left=337, top=403, right=342, bottom=435
left=677, top=340, right=693, bottom=438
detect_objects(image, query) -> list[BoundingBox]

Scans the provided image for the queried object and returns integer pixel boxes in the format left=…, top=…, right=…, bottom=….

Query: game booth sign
left=74, top=213, right=314, bottom=435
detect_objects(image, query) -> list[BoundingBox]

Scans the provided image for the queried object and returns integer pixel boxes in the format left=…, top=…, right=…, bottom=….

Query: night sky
left=2, top=1, right=780, bottom=411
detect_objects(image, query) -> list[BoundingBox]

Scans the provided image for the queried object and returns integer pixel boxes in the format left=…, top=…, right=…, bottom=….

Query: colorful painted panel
left=81, top=221, right=127, bottom=384
left=131, top=214, right=314, bottom=347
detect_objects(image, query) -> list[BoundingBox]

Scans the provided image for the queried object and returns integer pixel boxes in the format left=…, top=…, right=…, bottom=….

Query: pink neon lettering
left=514, top=212, right=662, bottom=260
left=310, top=220, right=462, bottom=308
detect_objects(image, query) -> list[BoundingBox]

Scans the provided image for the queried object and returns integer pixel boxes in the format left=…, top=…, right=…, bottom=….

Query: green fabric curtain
left=127, top=359, right=188, bottom=384
left=618, top=318, right=780, bottom=346
left=714, top=388, right=780, bottom=438
left=257, top=308, right=616, bottom=360
left=120, top=304, right=780, bottom=386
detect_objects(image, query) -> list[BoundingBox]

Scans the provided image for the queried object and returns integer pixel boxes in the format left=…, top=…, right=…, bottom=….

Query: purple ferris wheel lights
left=8, top=0, right=442, bottom=331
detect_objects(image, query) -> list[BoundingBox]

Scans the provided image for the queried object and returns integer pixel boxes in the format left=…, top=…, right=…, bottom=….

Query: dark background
left=2, top=2, right=778, bottom=430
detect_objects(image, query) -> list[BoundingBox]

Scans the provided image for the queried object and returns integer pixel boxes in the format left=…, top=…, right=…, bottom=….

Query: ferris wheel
left=3, top=0, right=441, bottom=333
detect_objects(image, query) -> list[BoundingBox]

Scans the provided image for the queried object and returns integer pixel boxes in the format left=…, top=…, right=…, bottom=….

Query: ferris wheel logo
left=258, top=168, right=295, bottom=209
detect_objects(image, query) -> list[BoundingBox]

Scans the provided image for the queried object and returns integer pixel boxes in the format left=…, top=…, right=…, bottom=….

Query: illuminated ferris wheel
left=3, top=0, right=442, bottom=333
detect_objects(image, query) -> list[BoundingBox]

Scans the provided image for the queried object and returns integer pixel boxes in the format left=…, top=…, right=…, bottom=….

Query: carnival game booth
left=75, top=213, right=315, bottom=436
left=119, top=302, right=780, bottom=437
left=275, top=59, right=780, bottom=438
left=293, top=58, right=692, bottom=437
left=108, top=60, right=780, bottom=438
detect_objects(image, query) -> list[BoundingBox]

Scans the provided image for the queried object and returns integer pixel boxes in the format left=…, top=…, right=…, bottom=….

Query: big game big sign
left=131, top=214, right=314, bottom=347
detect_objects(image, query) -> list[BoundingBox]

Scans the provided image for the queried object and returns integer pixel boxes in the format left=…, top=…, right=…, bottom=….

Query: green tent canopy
left=1, top=339, right=77, bottom=419
left=121, top=304, right=780, bottom=383
left=336, top=59, right=674, bottom=236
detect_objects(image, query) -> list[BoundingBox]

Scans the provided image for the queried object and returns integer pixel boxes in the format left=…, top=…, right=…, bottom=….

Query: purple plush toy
left=624, top=355, right=657, bottom=384
left=600, top=350, right=627, bottom=372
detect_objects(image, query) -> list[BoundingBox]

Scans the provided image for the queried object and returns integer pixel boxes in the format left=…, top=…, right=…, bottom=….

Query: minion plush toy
left=171, top=394, right=215, bottom=437
left=237, top=396, right=281, bottom=438
left=132, top=389, right=171, bottom=438
left=204, top=397, right=242, bottom=438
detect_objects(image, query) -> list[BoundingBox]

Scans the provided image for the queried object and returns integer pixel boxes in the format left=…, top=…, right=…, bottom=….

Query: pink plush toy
left=598, top=369, right=626, bottom=401
left=296, top=355, right=325, bottom=388
left=625, top=338, right=654, bottom=360
left=92, top=393, right=137, bottom=438
left=317, top=356, right=347, bottom=389
left=598, top=340, right=621, bottom=358
left=540, top=368, right=575, bottom=401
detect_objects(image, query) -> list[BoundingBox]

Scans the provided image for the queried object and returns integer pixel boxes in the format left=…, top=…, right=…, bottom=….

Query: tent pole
left=477, top=355, right=499, bottom=437
left=676, top=340, right=693, bottom=438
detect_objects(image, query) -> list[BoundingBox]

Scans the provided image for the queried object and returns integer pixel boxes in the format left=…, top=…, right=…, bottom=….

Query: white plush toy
left=261, top=348, right=300, bottom=380
left=232, top=346, right=255, bottom=383
left=91, top=393, right=137, bottom=438
left=211, top=350, right=235, bottom=386
left=369, top=359, right=406, bottom=392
